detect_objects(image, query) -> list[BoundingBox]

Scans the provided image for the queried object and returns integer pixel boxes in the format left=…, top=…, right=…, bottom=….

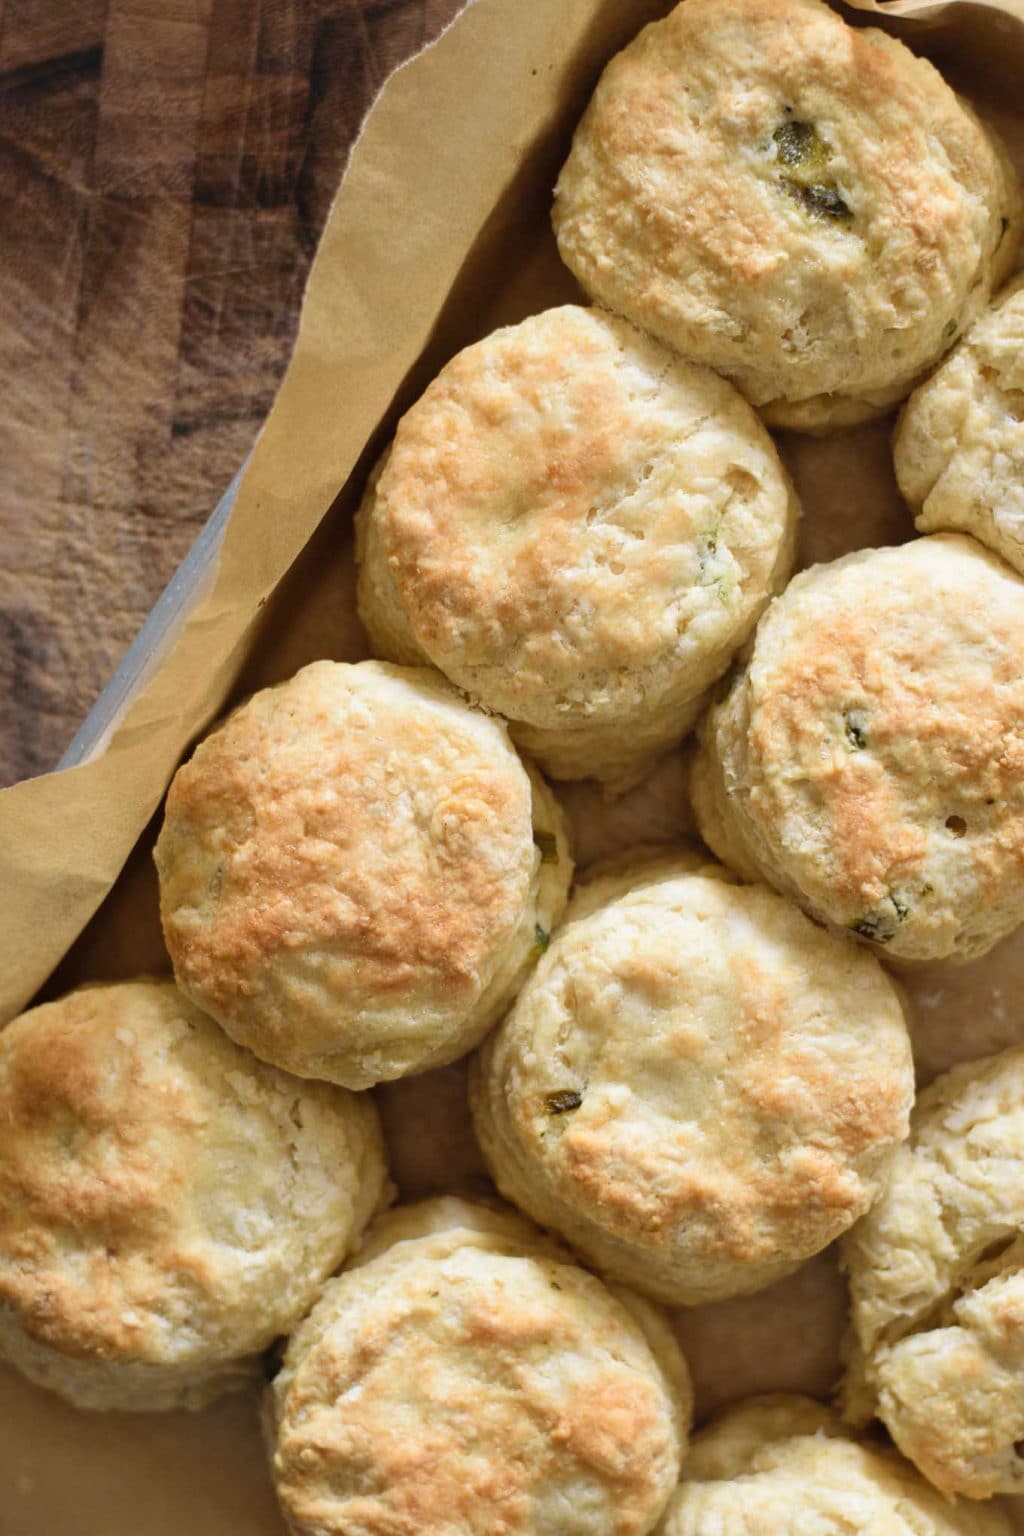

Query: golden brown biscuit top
left=370, top=306, right=793, bottom=725
left=0, top=980, right=383, bottom=1362
left=155, top=661, right=535, bottom=1062
left=740, top=536, right=1024, bottom=956
left=554, top=0, right=1017, bottom=415
left=272, top=1210, right=686, bottom=1536
left=489, top=871, right=911, bottom=1269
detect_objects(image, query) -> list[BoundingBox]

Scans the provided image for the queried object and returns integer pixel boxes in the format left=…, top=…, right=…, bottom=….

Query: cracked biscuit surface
left=268, top=1197, right=691, bottom=1536
left=895, top=275, right=1024, bottom=575
left=470, top=848, right=913, bottom=1306
left=0, top=979, right=388, bottom=1412
left=356, top=305, right=797, bottom=789
left=692, top=535, right=1024, bottom=965
left=155, top=660, right=571, bottom=1088
left=553, top=0, right=1020, bottom=432
left=661, top=1395, right=1011, bottom=1534
left=843, top=1045, right=1024, bottom=1500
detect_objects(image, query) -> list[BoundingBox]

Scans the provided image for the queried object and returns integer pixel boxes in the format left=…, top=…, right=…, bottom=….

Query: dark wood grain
left=0, top=0, right=463, bottom=786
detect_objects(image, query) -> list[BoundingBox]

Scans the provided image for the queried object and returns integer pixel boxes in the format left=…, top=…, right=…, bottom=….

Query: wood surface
left=0, top=0, right=463, bottom=787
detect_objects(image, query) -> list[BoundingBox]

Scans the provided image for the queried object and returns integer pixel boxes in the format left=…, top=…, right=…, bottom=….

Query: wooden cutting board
left=0, top=0, right=462, bottom=787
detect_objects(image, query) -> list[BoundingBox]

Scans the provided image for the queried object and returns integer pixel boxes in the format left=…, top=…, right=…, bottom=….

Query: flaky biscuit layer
left=156, top=660, right=571, bottom=1087
left=554, top=0, right=1019, bottom=430
left=0, top=979, right=388, bottom=1411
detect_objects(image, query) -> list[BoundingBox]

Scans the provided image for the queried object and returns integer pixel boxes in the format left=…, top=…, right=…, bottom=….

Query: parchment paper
left=3, top=1, right=1024, bottom=1532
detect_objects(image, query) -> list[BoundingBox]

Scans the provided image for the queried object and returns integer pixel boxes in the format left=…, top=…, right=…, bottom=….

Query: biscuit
left=268, top=1197, right=691, bottom=1536
left=0, top=979, right=388, bottom=1413
left=470, top=849, right=913, bottom=1305
left=843, top=1046, right=1024, bottom=1499
left=553, top=0, right=1020, bottom=433
left=662, top=1395, right=1010, bottom=1535
left=356, top=305, right=798, bottom=789
left=895, top=276, right=1024, bottom=575
left=155, top=660, right=571, bottom=1088
left=692, top=535, right=1024, bottom=964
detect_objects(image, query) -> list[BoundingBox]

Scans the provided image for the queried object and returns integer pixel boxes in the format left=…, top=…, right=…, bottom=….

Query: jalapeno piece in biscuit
left=470, top=847, right=913, bottom=1307
left=693, top=535, right=1024, bottom=964
left=554, top=0, right=1020, bottom=433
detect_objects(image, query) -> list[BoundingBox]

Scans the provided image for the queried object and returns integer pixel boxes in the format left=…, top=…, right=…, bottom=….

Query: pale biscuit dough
left=0, top=980, right=388, bottom=1412
left=268, top=1197, right=691, bottom=1536
left=155, top=660, right=571, bottom=1088
left=662, top=1395, right=1011, bottom=1534
left=692, top=535, right=1024, bottom=964
left=843, top=1046, right=1024, bottom=1500
left=470, top=849, right=913, bottom=1306
left=895, top=276, right=1024, bottom=574
left=553, top=0, right=1020, bottom=432
left=356, top=305, right=798, bottom=789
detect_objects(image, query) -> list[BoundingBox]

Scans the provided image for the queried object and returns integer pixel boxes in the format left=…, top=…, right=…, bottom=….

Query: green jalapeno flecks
left=546, top=1089, right=583, bottom=1115
left=773, top=120, right=825, bottom=169
left=784, top=180, right=852, bottom=223
left=851, top=892, right=909, bottom=944
left=772, top=116, right=852, bottom=225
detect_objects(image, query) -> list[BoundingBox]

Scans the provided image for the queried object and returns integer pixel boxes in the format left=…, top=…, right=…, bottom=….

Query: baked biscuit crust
left=843, top=1046, right=1024, bottom=1499
left=554, top=0, right=1020, bottom=431
left=662, top=1395, right=1010, bottom=1535
left=895, top=275, right=1024, bottom=575
left=692, top=535, right=1024, bottom=964
left=0, top=980, right=388, bottom=1412
left=356, top=306, right=797, bottom=788
left=268, top=1198, right=690, bottom=1536
left=155, top=660, right=571, bottom=1087
left=470, top=849, right=913, bottom=1306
